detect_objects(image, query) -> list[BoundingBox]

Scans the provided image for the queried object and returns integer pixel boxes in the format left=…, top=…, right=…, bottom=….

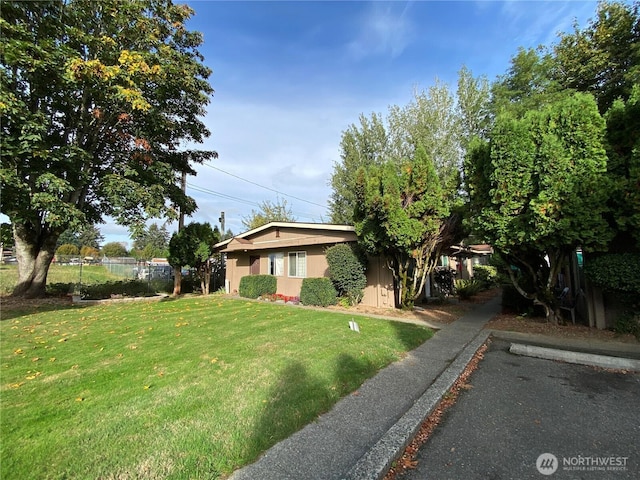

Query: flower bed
left=259, top=293, right=300, bottom=304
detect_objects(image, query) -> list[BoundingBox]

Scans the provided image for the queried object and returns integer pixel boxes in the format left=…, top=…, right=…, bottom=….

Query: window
left=288, top=251, right=307, bottom=278
left=268, top=253, right=284, bottom=276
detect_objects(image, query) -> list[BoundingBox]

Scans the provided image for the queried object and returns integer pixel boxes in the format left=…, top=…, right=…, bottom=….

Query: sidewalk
left=230, top=296, right=502, bottom=480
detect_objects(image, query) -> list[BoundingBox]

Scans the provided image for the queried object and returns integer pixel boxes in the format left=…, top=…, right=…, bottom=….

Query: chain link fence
left=51, top=255, right=226, bottom=294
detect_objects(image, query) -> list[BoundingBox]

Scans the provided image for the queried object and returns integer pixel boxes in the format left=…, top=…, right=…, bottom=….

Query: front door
left=250, top=256, right=260, bottom=275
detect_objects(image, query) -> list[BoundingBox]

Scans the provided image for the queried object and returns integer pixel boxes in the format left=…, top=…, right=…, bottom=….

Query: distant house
left=213, top=222, right=396, bottom=308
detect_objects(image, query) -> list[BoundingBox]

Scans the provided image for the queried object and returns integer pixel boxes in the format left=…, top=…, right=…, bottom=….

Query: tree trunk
left=12, top=224, right=59, bottom=298
left=173, top=268, right=182, bottom=295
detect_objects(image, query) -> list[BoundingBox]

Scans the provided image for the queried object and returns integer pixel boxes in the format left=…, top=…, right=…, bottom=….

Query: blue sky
left=6, top=0, right=605, bottom=246
left=168, top=0, right=598, bottom=240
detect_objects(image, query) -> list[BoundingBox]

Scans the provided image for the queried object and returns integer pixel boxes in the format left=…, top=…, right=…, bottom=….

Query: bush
left=325, top=244, right=367, bottom=305
left=585, top=253, right=640, bottom=294
left=455, top=278, right=482, bottom=300
left=472, top=264, right=498, bottom=289
left=46, top=282, right=74, bottom=296
left=239, top=275, right=277, bottom=299
left=300, top=277, right=337, bottom=307
left=80, top=280, right=152, bottom=299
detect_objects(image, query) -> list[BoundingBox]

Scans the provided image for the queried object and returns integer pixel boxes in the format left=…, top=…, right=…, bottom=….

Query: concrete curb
left=343, top=330, right=492, bottom=480
left=509, top=343, right=640, bottom=371
left=490, top=329, right=640, bottom=360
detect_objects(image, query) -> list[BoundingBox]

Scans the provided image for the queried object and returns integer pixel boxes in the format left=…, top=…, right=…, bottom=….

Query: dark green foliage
left=325, top=244, right=367, bottom=305
left=472, top=265, right=498, bottom=289
left=585, top=253, right=640, bottom=294
left=168, top=222, right=220, bottom=294
left=501, top=284, right=536, bottom=315
left=355, top=145, right=450, bottom=308
left=300, top=278, right=338, bottom=307
left=46, top=282, right=74, bottom=296
left=465, top=92, right=611, bottom=321
left=455, top=278, right=482, bottom=300
left=80, top=280, right=152, bottom=299
left=239, top=275, right=277, bottom=299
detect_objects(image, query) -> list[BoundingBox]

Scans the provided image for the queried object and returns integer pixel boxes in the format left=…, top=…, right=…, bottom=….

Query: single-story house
left=213, top=222, right=396, bottom=308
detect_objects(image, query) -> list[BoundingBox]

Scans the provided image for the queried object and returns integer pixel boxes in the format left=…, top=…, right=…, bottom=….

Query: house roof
left=214, top=222, right=356, bottom=253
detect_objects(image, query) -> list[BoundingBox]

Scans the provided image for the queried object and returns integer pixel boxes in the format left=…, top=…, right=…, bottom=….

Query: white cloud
left=347, top=2, right=415, bottom=60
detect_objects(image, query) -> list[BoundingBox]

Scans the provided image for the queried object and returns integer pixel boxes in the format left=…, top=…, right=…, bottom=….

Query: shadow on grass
left=245, top=353, right=379, bottom=467
left=0, top=299, right=90, bottom=322
left=389, top=320, right=436, bottom=352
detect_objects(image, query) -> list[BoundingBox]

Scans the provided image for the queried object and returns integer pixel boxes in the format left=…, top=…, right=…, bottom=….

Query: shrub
left=584, top=253, right=640, bottom=294
left=300, top=277, right=337, bottom=307
left=472, top=264, right=498, bottom=289
left=80, top=280, right=152, bottom=299
left=325, top=244, right=367, bottom=305
left=239, top=275, right=277, bottom=299
left=46, top=282, right=74, bottom=296
left=455, top=278, right=482, bottom=300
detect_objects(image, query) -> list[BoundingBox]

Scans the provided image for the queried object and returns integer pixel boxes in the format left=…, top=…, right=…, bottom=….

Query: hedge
left=300, top=277, right=337, bottom=307
left=239, top=275, right=277, bottom=299
left=584, top=253, right=640, bottom=294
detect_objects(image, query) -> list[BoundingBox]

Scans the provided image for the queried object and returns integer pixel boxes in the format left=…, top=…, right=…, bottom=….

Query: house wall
left=225, top=246, right=394, bottom=308
left=226, top=245, right=331, bottom=298
left=362, top=255, right=396, bottom=308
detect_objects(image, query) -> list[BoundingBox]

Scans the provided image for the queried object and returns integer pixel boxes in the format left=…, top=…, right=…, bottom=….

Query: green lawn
left=0, top=264, right=126, bottom=295
left=0, top=295, right=433, bottom=479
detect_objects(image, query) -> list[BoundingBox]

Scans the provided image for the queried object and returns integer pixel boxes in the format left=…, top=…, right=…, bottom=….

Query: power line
left=186, top=182, right=323, bottom=221
left=187, top=183, right=260, bottom=208
left=201, top=162, right=329, bottom=211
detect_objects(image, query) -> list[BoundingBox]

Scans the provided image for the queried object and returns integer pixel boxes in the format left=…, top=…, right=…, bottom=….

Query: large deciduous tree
left=0, top=0, right=216, bottom=297
left=355, top=145, right=449, bottom=309
left=465, top=92, right=611, bottom=322
left=168, top=222, right=220, bottom=295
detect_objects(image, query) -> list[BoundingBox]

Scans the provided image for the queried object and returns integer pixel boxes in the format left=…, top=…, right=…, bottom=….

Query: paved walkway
left=230, top=296, right=502, bottom=480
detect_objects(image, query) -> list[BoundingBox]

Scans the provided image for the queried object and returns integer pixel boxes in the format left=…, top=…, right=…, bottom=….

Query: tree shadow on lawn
left=389, top=320, right=436, bottom=352
left=244, top=353, right=379, bottom=467
left=0, top=297, right=91, bottom=322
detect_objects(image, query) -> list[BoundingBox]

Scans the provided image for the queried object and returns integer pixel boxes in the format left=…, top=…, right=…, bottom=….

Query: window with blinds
left=288, top=251, right=306, bottom=278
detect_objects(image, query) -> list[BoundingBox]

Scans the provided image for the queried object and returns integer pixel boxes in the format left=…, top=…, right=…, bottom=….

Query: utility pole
left=218, top=211, right=225, bottom=236
left=173, top=171, right=187, bottom=295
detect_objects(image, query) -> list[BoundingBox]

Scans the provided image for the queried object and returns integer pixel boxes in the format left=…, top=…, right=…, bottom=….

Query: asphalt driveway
left=401, top=339, right=640, bottom=480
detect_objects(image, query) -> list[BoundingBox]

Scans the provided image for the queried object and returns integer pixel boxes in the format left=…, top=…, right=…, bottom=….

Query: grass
left=0, top=264, right=126, bottom=295
left=0, top=295, right=433, bottom=479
